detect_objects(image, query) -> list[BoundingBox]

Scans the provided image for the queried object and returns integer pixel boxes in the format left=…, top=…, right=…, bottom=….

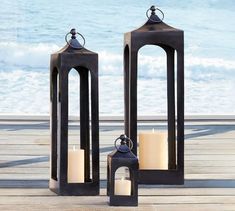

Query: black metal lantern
left=49, top=28, right=99, bottom=195
left=107, top=135, right=138, bottom=206
left=124, top=6, right=184, bottom=184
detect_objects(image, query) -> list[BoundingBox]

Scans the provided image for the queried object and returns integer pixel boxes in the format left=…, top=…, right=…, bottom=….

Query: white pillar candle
left=68, top=146, right=85, bottom=183
left=115, top=177, right=131, bottom=195
left=139, top=130, right=168, bottom=170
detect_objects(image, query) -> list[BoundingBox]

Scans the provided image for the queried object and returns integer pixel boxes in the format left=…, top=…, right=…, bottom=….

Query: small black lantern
left=124, top=6, right=184, bottom=184
left=49, top=29, right=99, bottom=195
left=107, top=135, right=138, bottom=206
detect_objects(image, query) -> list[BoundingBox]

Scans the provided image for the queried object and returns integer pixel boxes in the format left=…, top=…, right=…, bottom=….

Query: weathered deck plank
left=0, top=120, right=235, bottom=210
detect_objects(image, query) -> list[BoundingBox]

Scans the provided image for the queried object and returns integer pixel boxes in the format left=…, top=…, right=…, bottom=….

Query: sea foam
left=1, top=42, right=235, bottom=79
left=0, top=42, right=235, bottom=114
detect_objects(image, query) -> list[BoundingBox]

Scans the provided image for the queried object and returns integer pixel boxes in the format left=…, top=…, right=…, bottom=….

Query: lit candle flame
left=73, top=145, right=76, bottom=151
left=152, top=128, right=155, bottom=133
left=121, top=176, right=125, bottom=181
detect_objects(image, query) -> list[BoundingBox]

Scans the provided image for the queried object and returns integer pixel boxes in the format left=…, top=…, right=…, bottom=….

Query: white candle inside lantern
left=115, top=177, right=131, bottom=195
left=68, top=146, right=85, bottom=183
left=139, top=130, right=168, bottom=170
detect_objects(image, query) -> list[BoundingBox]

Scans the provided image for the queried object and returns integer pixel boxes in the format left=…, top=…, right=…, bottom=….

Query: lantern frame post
left=49, top=29, right=99, bottom=195
left=124, top=6, right=184, bottom=185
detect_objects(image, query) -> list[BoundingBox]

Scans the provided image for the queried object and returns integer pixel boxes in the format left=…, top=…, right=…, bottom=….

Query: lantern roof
left=108, top=135, right=138, bottom=160
left=128, top=5, right=182, bottom=34
left=54, top=28, right=97, bottom=55
left=109, top=148, right=137, bottom=159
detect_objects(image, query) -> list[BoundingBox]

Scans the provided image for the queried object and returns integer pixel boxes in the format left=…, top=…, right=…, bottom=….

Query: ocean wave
left=0, top=42, right=59, bottom=69
left=0, top=42, right=235, bottom=80
left=0, top=70, right=234, bottom=114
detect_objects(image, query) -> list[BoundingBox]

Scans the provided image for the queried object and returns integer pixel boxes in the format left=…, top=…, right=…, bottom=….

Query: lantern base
left=138, top=169, right=184, bottom=185
left=49, top=178, right=99, bottom=196
left=109, top=195, right=138, bottom=206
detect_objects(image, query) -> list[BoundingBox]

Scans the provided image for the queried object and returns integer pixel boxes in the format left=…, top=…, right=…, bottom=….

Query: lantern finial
left=115, top=134, right=133, bottom=153
left=150, top=5, right=156, bottom=14
left=146, top=5, right=164, bottom=23
left=70, top=28, right=77, bottom=38
left=65, top=28, right=86, bottom=49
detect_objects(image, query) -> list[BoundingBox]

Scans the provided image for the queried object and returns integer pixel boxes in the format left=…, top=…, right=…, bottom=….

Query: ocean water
left=0, top=0, right=235, bottom=115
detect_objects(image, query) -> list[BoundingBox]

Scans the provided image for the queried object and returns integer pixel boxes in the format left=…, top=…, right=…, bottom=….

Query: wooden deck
left=0, top=119, right=235, bottom=210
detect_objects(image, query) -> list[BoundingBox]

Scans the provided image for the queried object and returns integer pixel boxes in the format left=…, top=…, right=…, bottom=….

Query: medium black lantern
left=49, top=29, right=99, bottom=195
left=124, top=6, right=184, bottom=184
left=107, top=135, right=138, bottom=206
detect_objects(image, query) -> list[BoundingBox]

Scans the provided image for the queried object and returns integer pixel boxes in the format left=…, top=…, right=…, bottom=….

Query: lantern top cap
left=146, top=5, right=164, bottom=23
left=108, top=135, right=137, bottom=159
left=126, top=5, right=182, bottom=34
left=65, top=28, right=85, bottom=49
left=53, top=28, right=97, bottom=55
left=114, top=134, right=133, bottom=153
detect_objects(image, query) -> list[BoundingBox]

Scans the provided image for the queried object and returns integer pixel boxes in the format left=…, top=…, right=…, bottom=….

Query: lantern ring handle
left=114, top=135, right=133, bottom=153
left=146, top=7, right=164, bottom=23
left=65, top=32, right=86, bottom=49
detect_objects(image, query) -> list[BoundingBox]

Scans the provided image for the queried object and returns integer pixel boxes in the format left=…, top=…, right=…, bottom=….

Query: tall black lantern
left=49, top=29, right=99, bottom=195
left=124, top=6, right=184, bottom=184
left=107, top=135, right=138, bottom=206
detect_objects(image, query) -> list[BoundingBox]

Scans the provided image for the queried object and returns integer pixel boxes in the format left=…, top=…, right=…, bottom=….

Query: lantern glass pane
left=137, top=45, right=171, bottom=171
left=115, top=166, right=130, bottom=180
left=69, top=68, right=80, bottom=117
left=68, top=68, right=80, bottom=149
left=114, top=166, right=131, bottom=196
left=137, top=45, right=167, bottom=116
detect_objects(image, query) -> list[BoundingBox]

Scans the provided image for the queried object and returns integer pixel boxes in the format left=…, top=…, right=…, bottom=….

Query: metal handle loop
left=114, top=135, right=133, bottom=153
left=146, top=7, right=164, bottom=23
left=65, top=31, right=86, bottom=49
